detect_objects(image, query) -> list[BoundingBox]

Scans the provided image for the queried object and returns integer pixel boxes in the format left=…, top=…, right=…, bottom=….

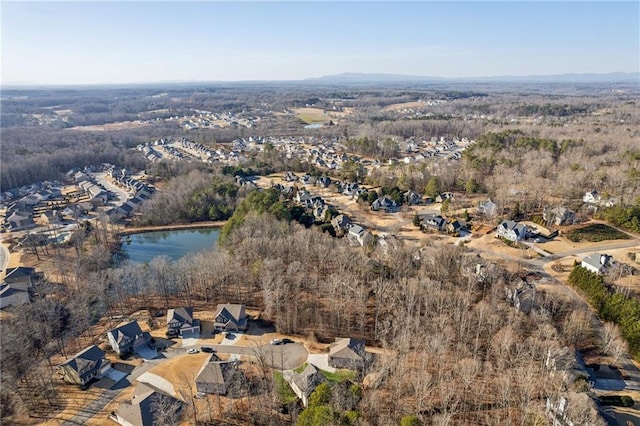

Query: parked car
left=187, top=348, right=199, bottom=354
left=270, top=339, right=283, bottom=345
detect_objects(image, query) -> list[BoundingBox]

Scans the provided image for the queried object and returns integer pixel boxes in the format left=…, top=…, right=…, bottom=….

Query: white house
left=581, top=253, right=613, bottom=274
left=583, top=191, right=600, bottom=204
left=496, top=220, right=528, bottom=242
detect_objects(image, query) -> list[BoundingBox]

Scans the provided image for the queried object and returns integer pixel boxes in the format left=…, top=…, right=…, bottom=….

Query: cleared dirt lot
left=67, top=120, right=152, bottom=131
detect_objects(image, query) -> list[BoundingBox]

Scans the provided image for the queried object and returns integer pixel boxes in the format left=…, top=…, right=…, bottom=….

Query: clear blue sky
left=2, top=1, right=638, bottom=84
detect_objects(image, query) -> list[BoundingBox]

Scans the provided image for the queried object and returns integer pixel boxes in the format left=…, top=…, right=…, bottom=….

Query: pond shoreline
left=118, top=221, right=227, bottom=236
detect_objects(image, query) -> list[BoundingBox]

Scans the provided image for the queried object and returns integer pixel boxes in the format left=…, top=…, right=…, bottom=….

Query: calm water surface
left=122, top=228, right=220, bottom=263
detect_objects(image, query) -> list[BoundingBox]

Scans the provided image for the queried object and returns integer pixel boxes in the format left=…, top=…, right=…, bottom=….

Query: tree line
left=568, top=265, right=640, bottom=360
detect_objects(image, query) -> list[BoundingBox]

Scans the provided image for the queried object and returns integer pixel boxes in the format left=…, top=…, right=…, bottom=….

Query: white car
left=270, top=339, right=283, bottom=345
left=187, top=348, right=199, bottom=354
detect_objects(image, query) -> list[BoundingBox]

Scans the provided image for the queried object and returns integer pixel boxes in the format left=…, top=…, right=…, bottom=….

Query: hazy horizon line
left=2, top=70, right=639, bottom=89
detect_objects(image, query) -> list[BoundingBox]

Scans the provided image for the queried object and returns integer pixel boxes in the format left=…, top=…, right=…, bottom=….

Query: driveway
left=307, top=353, right=336, bottom=373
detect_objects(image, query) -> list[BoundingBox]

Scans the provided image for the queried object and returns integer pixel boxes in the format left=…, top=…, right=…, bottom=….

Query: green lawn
left=566, top=223, right=630, bottom=242
left=298, top=113, right=325, bottom=124
left=294, top=362, right=356, bottom=382
left=320, top=368, right=357, bottom=383
left=274, top=371, right=298, bottom=404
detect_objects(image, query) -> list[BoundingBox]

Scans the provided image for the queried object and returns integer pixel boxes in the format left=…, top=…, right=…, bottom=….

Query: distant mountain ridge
left=2, top=72, right=638, bottom=90
left=307, top=72, right=640, bottom=84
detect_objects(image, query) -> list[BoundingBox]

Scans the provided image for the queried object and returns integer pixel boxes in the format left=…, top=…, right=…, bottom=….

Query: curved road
left=0, top=235, right=10, bottom=277
left=472, top=233, right=640, bottom=391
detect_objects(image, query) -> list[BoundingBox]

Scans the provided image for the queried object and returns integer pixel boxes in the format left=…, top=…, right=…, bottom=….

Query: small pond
left=120, top=228, right=220, bottom=263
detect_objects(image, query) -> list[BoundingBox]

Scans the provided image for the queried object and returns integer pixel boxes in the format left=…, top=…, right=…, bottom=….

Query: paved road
left=527, top=238, right=640, bottom=269
left=0, top=235, right=9, bottom=277
left=90, top=172, right=129, bottom=207
left=473, top=234, right=640, bottom=393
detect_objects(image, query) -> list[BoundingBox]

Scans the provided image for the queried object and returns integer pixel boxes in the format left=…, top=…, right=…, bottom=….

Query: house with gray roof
left=581, top=253, right=613, bottom=274
left=496, top=220, right=528, bottom=242
left=371, top=195, right=399, bottom=213
left=60, top=345, right=111, bottom=387
left=287, top=363, right=325, bottom=407
left=166, top=307, right=200, bottom=337
left=477, top=199, right=498, bottom=218
left=331, top=214, right=351, bottom=233
left=543, top=206, right=576, bottom=226
left=195, top=355, right=236, bottom=395
left=419, top=213, right=447, bottom=232
left=328, top=337, right=366, bottom=370
left=107, top=321, right=154, bottom=358
left=0, top=283, right=32, bottom=309
left=214, top=304, right=247, bottom=332
left=404, top=190, right=422, bottom=206
left=111, top=382, right=182, bottom=426
left=347, top=224, right=374, bottom=247
left=3, top=267, right=38, bottom=285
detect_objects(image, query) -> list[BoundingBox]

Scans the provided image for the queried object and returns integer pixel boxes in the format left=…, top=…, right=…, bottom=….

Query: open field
left=67, top=120, right=152, bottom=131
left=291, top=107, right=351, bottom=124
left=382, top=101, right=426, bottom=111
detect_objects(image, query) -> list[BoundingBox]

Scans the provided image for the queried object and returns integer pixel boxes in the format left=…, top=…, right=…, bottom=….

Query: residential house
left=328, top=338, right=366, bottom=370
left=283, top=171, right=298, bottom=182
left=295, top=190, right=313, bottom=207
left=287, top=363, right=325, bottom=407
left=435, top=192, right=454, bottom=203
left=3, top=266, right=38, bottom=284
left=111, top=382, right=182, bottom=426
left=41, top=210, right=63, bottom=225
left=496, top=220, right=528, bottom=242
left=195, top=356, right=236, bottom=395
left=60, top=345, right=111, bottom=387
left=107, top=321, right=154, bottom=357
left=446, top=220, right=468, bottom=235
left=342, top=182, right=359, bottom=197
left=371, top=196, right=399, bottom=213
left=331, top=214, right=351, bottom=233
left=299, top=175, right=315, bottom=185
left=353, top=188, right=369, bottom=202
left=5, top=211, right=35, bottom=232
left=214, top=304, right=247, bottom=332
left=166, top=307, right=200, bottom=337
left=347, top=224, right=374, bottom=247
left=419, top=213, right=447, bottom=232
left=316, top=176, right=331, bottom=188
left=313, top=205, right=330, bottom=222
left=583, top=191, right=600, bottom=204
left=543, top=206, right=576, bottom=226
left=477, top=199, right=498, bottom=218
left=404, top=190, right=422, bottom=206
left=581, top=253, right=613, bottom=274
left=0, top=283, right=32, bottom=309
